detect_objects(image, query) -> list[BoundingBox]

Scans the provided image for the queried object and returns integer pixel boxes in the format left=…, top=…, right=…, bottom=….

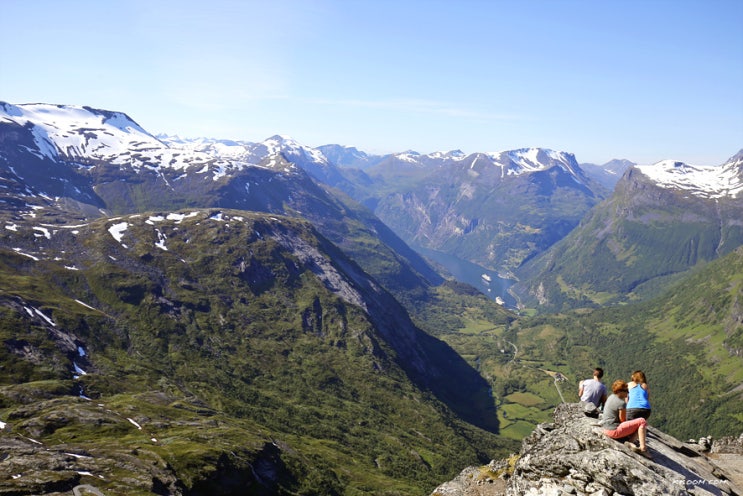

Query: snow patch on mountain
left=108, top=222, right=129, bottom=245
left=428, top=149, right=466, bottom=160
left=473, top=147, right=585, bottom=183
left=6, top=101, right=738, bottom=201
left=635, top=153, right=743, bottom=199
left=0, top=103, right=307, bottom=178
left=262, top=135, right=328, bottom=164
left=0, top=102, right=156, bottom=162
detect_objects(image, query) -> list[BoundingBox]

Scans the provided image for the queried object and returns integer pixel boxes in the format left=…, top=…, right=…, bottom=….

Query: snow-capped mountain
left=580, top=159, right=636, bottom=190
left=513, top=150, right=743, bottom=310
left=0, top=102, right=156, bottom=164
left=634, top=151, right=743, bottom=199
left=427, top=149, right=466, bottom=160
left=0, top=100, right=442, bottom=298
left=354, top=145, right=605, bottom=277
left=0, top=102, right=239, bottom=175
left=369, top=146, right=586, bottom=181
left=359, top=147, right=590, bottom=203
left=483, top=148, right=585, bottom=180
left=156, top=134, right=257, bottom=160
left=316, top=144, right=386, bottom=169
left=0, top=102, right=354, bottom=229
left=0, top=103, right=314, bottom=178
left=157, top=132, right=350, bottom=186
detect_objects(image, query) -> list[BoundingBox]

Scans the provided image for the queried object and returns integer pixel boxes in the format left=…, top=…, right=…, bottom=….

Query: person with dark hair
left=578, top=367, right=607, bottom=409
left=601, top=379, right=651, bottom=458
left=626, top=370, right=651, bottom=420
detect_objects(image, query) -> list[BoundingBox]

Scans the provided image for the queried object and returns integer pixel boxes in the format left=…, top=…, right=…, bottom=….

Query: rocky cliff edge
left=432, top=402, right=743, bottom=496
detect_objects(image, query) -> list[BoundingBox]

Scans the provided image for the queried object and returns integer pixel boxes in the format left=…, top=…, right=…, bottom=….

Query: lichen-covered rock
left=432, top=403, right=743, bottom=496
left=0, top=436, right=181, bottom=496
left=431, top=457, right=515, bottom=496
left=712, top=433, right=743, bottom=455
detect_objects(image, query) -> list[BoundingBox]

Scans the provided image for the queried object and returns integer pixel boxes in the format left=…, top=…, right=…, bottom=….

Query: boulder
left=431, top=403, right=742, bottom=496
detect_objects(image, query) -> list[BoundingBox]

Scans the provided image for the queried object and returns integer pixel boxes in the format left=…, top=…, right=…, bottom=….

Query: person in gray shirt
left=601, top=379, right=651, bottom=458
left=578, top=367, right=607, bottom=409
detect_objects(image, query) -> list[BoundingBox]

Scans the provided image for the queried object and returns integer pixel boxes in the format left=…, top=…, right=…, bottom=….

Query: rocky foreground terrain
left=432, top=403, right=743, bottom=496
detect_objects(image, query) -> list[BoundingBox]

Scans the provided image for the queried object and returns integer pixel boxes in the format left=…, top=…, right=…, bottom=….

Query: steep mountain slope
left=513, top=151, right=743, bottom=311
left=0, top=102, right=444, bottom=313
left=558, top=247, right=743, bottom=438
left=0, top=209, right=509, bottom=495
left=580, top=158, right=635, bottom=190
left=0, top=102, right=520, bottom=493
left=358, top=148, right=606, bottom=276
left=316, top=144, right=386, bottom=170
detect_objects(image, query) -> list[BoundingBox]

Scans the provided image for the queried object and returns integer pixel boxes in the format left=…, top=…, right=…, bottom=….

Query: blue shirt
left=627, top=383, right=650, bottom=409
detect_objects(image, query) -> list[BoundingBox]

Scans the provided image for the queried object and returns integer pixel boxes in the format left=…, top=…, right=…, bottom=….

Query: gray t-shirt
left=580, top=379, right=607, bottom=407
left=601, top=394, right=626, bottom=430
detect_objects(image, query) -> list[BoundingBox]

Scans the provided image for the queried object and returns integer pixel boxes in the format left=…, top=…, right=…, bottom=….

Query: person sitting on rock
left=626, top=370, right=651, bottom=420
left=601, top=379, right=651, bottom=458
left=578, top=367, right=607, bottom=409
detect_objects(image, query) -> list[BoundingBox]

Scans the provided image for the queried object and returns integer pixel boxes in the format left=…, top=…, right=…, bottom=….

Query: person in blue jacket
left=626, top=370, right=651, bottom=420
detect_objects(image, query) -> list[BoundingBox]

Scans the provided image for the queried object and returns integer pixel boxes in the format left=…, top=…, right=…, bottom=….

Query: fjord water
left=413, top=245, right=517, bottom=308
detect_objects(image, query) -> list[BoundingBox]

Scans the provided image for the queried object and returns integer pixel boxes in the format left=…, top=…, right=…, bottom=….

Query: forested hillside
left=432, top=246, right=743, bottom=441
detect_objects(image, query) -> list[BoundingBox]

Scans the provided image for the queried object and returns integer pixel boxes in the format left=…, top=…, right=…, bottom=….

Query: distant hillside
left=580, top=158, right=635, bottom=190
left=316, top=144, right=386, bottom=170
left=340, top=148, right=607, bottom=277
left=513, top=153, right=743, bottom=311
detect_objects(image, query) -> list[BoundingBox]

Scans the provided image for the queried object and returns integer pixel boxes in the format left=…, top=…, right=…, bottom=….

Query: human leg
left=637, top=422, right=647, bottom=451
left=612, top=417, right=647, bottom=440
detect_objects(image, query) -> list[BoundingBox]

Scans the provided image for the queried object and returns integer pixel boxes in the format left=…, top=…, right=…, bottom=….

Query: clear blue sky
left=2, top=0, right=741, bottom=164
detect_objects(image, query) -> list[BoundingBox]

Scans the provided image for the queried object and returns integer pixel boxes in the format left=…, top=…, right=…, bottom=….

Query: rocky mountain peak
left=726, top=149, right=743, bottom=164
left=486, top=148, right=580, bottom=177
left=0, top=101, right=154, bottom=161
left=633, top=153, right=743, bottom=199
left=432, top=402, right=743, bottom=496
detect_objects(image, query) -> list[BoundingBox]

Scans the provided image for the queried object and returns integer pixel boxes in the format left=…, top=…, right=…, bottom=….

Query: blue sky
left=2, top=0, right=741, bottom=164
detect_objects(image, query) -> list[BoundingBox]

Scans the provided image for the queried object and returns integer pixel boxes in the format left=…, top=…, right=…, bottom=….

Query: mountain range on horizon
left=3, top=100, right=736, bottom=177
left=0, top=100, right=742, bottom=495
left=5, top=100, right=741, bottom=309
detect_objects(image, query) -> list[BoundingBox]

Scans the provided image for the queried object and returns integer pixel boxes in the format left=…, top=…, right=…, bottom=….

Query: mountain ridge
left=634, top=150, right=743, bottom=199
left=512, top=157, right=743, bottom=310
left=0, top=208, right=508, bottom=494
left=6, top=100, right=740, bottom=311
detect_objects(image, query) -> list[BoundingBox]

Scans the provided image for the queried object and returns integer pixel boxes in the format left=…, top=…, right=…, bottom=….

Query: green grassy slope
left=0, top=210, right=513, bottom=495
left=430, top=248, right=743, bottom=441
left=514, top=172, right=743, bottom=312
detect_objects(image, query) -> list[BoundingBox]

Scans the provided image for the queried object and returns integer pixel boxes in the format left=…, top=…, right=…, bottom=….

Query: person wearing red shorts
left=601, top=379, right=651, bottom=458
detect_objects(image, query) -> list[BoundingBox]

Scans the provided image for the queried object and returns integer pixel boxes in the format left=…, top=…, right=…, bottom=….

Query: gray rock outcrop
left=432, top=403, right=743, bottom=496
